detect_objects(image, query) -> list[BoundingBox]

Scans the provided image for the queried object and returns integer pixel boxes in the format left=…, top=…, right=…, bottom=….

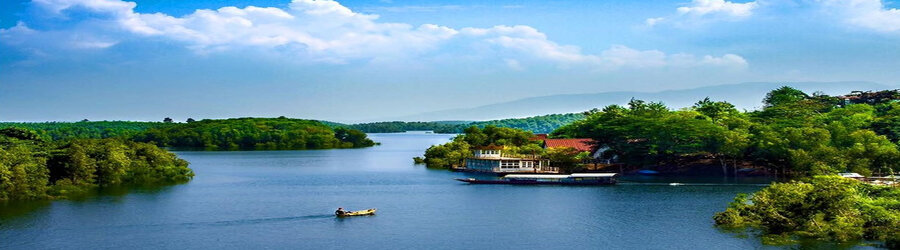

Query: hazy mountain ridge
left=388, top=81, right=895, bottom=121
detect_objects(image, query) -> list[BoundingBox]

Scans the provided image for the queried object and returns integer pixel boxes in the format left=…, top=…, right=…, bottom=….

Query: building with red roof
left=530, top=134, right=549, bottom=141
left=542, top=138, right=597, bottom=152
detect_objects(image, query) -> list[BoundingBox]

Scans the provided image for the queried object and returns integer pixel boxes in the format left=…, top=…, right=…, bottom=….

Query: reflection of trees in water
left=0, top=200, right=51, bottom=221
left=0, top=181, right=186, bottom=220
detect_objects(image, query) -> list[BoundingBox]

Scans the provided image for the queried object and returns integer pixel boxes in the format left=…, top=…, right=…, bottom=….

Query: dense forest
left=349, top=113, right=585, bottom=134
left=1, top=118, right=376, bottom=151
left=0, top=114, right=582, bottom=149
left=346, top=121, right=461, bottom=133
left=0, top=127, right=194, bottom=201
left=135, top=118, right=375, bottom=150
left=0, top=121, right=171, bottom=141
left=421, top=88, right=900, bottom=177
left=714, top=176, right=899, bottom=247
left=552, top=87, right=900, bottom=177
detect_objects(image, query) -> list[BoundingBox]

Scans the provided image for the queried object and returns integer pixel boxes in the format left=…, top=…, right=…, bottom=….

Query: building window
left=501, top=161, right=520, bottom=168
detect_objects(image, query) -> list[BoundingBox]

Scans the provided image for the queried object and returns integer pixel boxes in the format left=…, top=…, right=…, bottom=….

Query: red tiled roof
left=543, top=138, right=596, bottom=152
left=530, top=134, right=549, bottom=141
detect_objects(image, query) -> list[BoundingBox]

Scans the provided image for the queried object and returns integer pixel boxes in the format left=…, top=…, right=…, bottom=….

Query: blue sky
left=1, top=0, right=899, bottom=122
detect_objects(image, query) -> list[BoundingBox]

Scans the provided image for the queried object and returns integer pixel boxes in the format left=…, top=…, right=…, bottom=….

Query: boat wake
left=58, top=214, right=337, bottom=232
left=179, top=214, right=337, bottom=227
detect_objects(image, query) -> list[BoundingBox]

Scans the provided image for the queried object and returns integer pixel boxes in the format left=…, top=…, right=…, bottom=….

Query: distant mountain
left=387, top=81, right=895, bottom=121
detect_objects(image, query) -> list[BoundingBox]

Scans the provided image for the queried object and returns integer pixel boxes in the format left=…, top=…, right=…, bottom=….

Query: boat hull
left=455, top=178, right=616, bottom=185
left=337, top=208, right=376, bottom=217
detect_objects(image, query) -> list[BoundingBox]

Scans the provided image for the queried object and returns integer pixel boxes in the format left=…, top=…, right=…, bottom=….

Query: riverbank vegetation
left=714, top=175, right=899, bottom=247
left=552, top=88, right=900, bottom=177
left=0, top=127, right=193, bottom=201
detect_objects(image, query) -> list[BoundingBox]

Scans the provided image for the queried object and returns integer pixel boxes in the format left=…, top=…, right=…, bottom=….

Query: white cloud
left=818, top=0, right=900, bottom=33
left=647, top=0, right=758, bottom=26
left=645, top=17, right=665, bottom=26
left=360, top=5, right=463, bottom=13
left=600, top=45, right=747, bottom=69
left=3, top=0, right=749, bottom=70
left=677, top=0, right=758, bottom=18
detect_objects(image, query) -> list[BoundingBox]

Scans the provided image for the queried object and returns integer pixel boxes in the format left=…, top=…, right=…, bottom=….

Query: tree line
left=348, top=113, right=585, bottom=134
left=134, top=118, right=375, bottom=150
left=552, top=87, right=900, bottom=177
left=0, top=121, right=173, bottom=141
left=1, top=118, right=377, bottom=151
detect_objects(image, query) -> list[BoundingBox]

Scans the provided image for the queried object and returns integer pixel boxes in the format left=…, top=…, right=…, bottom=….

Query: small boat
left=337, top=208, right=376, bottom=217
left=455, top=173, right=617, bottom=185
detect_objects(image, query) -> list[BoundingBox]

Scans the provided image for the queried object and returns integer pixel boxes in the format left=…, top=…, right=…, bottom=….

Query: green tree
left=764, top=86, right=809, bottom=107
left=715, top=175, right=900, bottom=246
left=694, top=97, right=739, bottom=121
left=543, top=147, right=585, bottom=173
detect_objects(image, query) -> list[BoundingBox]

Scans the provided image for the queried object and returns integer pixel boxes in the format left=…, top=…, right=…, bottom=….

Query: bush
left=715, top=175, right=900, bottom=246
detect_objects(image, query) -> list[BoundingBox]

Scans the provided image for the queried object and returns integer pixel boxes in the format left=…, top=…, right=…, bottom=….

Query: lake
left=0, top=132, right=814, bottom=249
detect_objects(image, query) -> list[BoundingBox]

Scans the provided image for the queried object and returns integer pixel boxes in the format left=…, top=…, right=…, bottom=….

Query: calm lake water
left=0, top=132, right=847, bottom=249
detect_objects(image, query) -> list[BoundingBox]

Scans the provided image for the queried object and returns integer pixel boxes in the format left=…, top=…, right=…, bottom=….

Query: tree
left=543, top=147, right=585, bottom=173
left=763, top=86, right=808, bottom=107
left=720, top=129, right=750, bottom=176
left=163, top=117, right=174, bottom=123
left=186, top=118, right=196, bottom=123
left=423, top=138, right=471, bottom=168
left=693, top=98, right=738, bottom=121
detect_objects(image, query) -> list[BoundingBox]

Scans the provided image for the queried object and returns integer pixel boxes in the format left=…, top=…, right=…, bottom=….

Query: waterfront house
left=464, top=145, right=557, bottom=174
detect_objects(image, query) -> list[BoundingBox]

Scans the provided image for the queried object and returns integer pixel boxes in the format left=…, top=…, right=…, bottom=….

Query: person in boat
left=335, top=207, right=347, bottom=216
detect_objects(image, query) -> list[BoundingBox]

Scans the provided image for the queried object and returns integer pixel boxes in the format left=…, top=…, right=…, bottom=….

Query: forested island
left=0, top=127, right=194, bottom=201
left=419, top=87, right=900, bottom=246
left=134, top=118, right=375, bottom=150
left=0, top=117, right=380, bottom=202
